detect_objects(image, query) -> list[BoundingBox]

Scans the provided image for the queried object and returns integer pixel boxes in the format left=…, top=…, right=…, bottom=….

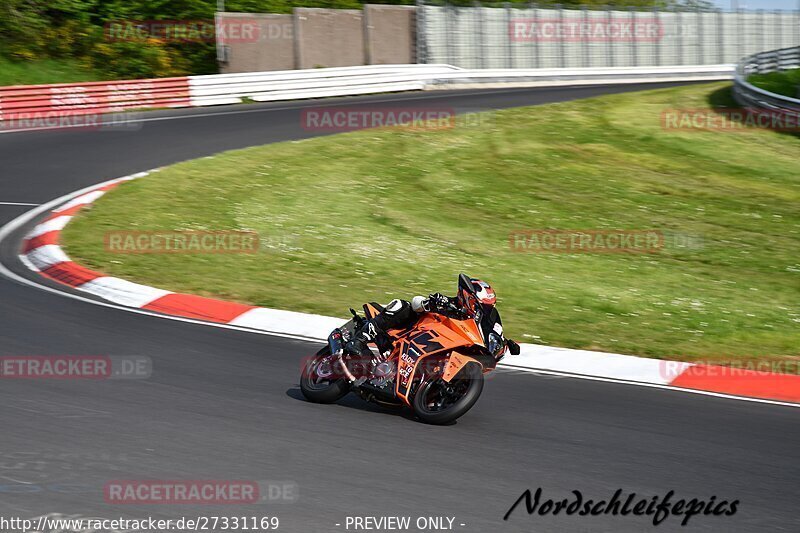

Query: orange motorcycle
left=300, top=274, right=520, bottom=424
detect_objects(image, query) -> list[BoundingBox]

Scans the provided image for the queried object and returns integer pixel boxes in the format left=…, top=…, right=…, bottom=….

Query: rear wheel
left=300, top=353, right=350, bottom=404
left=412, top=363, right=483, bottom=425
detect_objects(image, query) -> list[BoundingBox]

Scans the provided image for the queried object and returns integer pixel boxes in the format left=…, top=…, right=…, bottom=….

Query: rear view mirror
left=507, top=339, right=521, bottom=356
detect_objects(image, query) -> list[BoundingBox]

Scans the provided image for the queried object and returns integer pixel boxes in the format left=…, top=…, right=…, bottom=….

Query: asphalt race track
left=0, top=84, right=797, bottom=533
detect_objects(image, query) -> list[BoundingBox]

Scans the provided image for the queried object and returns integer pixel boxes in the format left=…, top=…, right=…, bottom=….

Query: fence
left=733, top=45, right=800, bottom=115
left=417, top=2, right=800, bottom=69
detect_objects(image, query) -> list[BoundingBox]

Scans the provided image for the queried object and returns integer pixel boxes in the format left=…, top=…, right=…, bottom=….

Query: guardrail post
left=557, top=4, right=565, bottom=68
left=717, top=9, right=724, bottom=64
left=606, top=5, right=614, bottom=68
left=653, top=5, right=661, bottom=66
left=630, top=7, right=638, bottom=67
left=696, top=4, right=704, bottom=65
left=505, top=2, right=513, bottom=69
left=531, top=2, right=539, bottom=69
left=456, top=3, right=463, bottom=67
left=675, top=7, right=683, bottom=65
left=415, top=0, right=426, bottom=64
left=796, top=8, right=800, bottom=50
left=445, top=2, right=453, bottom=66
left=292, top=8, right=302, bottom=69
left=214, top=12, right=224, bottom=64
left=581, top=5, right=589, bottom=69
left=363, top=5, right=372, bottom=65
left=475, top=1, right=485, bottom=69
left=736, top=8, right=743, bottom=62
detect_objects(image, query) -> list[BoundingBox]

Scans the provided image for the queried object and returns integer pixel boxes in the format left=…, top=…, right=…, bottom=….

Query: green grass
left=748, top=68, right=800, bottom=99
left=62, top=83, right=800, bottom=365
left=0, top=57, right=100, bottom=86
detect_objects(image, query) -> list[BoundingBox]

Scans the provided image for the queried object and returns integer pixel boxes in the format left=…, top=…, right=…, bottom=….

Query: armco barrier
left=0, top=77, right=191, bottom=121
left=425, top=64, right=735, bottom=88
left=733, top=46, right=800, bottom=116
left=0, top=63, right=735, bottom=124
left=187, top=64, right=463, bottom=106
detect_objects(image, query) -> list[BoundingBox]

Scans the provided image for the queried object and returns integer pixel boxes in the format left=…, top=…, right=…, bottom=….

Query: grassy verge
left=0, top=57, right=100, bottom=86
left=62, top=83, right=800, bottom=365
left=748, top=68, right=800, bottom=99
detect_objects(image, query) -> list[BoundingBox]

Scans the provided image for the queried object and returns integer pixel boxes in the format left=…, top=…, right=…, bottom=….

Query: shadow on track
left=285, top=386, right=459, bottom=425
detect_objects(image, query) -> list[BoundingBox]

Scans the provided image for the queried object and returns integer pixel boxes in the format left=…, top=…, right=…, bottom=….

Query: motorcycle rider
left=344, top=277, right=519, bottom=361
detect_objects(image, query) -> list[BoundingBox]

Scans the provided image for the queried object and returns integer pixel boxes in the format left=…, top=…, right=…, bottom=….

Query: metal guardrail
left=733, top=46, right=800, bottom=115
left=744, top=46, right=800, bottom=75
left=0, top=63, right=735, bottom=124
left=190, top=64, right=733, bottom=104
left=425, top=64, right=734, bottom=88
left=188, top=64, right=463, bottom=106
left=0, top=65, right=463, bottom=120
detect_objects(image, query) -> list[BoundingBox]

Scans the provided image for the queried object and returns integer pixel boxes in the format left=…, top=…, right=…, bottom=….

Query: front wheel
left=412, top=363, right=483, bottom=425
left=300, top=353, right=350, bottom=404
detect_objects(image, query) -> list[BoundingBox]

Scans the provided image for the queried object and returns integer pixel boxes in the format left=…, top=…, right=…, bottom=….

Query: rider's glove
left=428, top=292, right=450, bottom=311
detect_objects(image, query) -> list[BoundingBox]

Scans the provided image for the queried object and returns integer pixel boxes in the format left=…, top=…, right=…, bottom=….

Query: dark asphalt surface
left=0, top=84, right=797, bottom=533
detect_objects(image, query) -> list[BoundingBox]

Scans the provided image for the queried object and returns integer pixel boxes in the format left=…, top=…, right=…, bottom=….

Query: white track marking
left=78, top=277, right=172, bottom=308
left=53, top=190, right=106, bottom=212
left=24, top=244, right=70, bottom=270
left=0, top=174, right=797, bottom=410
left=499, top=364, right=800, bottom=408
left=25, top=215, right=71, bottom=239
left=0, top=202, right=39, bottom=206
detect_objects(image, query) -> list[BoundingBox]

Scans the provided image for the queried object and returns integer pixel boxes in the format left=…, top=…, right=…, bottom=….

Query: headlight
left=487, top=332, right=505, bottom=358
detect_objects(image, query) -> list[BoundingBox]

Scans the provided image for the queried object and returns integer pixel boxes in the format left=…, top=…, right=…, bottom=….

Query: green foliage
left=88, top=39, right=183, bottom=79
left=749, top=69, right=800, bottom=99
left=0, top=56, right=99, bottom=85
left=0, top=0, right=720, bottom=82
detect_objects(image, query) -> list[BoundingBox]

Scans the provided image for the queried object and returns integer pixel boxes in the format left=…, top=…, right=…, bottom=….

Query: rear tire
left=412, top=363, right=483, bottom=425
left=300, top=353, right=350, bottom=404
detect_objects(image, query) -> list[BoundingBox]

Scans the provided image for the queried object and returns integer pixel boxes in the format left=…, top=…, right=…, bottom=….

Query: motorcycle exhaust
left=336, top=352, right=357, bottom=382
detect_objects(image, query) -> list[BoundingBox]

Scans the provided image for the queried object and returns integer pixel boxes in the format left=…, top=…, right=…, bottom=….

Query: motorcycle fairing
left=442, top=352, right=483, bottom=383
left=392, top=314, right=478, bottom=403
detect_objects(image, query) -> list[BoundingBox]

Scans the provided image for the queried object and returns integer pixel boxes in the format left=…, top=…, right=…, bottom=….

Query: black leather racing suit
left=344, top=294, right=461, bottom=358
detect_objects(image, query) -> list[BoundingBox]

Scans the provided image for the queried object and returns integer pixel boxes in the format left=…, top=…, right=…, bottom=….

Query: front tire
left=300, top=353, right=350, bottom=404
left=412, top=363, right=483, bottom=425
